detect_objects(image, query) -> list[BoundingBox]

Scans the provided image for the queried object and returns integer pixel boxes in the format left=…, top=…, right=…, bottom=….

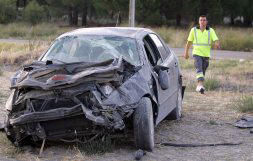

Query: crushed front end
left=4, top=58, right=150, bottom=146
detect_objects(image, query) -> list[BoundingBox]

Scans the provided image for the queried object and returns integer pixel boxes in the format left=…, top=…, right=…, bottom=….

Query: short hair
left=199, top=15, right=207, bottom=19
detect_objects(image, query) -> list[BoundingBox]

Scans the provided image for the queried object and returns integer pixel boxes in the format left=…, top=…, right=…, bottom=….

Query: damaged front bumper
left=4, top=57, right=153, bottom=144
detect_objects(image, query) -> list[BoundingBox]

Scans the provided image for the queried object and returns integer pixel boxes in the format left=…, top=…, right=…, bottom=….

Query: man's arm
left=213, top=40, right=220, bottom=50
left=184, top=41, right=192, bottom=59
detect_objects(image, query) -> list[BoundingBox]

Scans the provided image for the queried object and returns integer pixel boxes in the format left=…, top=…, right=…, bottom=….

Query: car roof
left=58, top=27, right=154, bottom=39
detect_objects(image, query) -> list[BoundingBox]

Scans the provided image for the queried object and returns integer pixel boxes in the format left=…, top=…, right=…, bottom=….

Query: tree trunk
left=243, top=16, right=252, bottom=27
left=230, top=14, right=234, bottom=26
left=81, top=1, right=88, bottom=26
left=73, top=7, right=79, bottom=26
left=176, top=13, right=181, bottom=26
left=68, top=7, right=73, bottom=25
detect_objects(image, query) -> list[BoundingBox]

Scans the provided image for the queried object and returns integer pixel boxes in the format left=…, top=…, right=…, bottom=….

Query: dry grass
left=204, top=77, right=220, bottom=91
left=0, top=22, right=73, bottom=40
left=232, top=95, right=253, bottom=113
left=77, top=135, right=113, bottom=155
left=151, top=26, right=253, bottom=51
left=179, top=58, right=253, bottom=93
left=0, top=41, right=49, bottom=65
left=152, top=27, right=188, bottom=48
left=0, top=23, right=252, bottom=52
left=0, top=133, right=22, bottom=159
left=216, top=27, right=253, bottom=52
left=0, top=67, right=2, bottom=76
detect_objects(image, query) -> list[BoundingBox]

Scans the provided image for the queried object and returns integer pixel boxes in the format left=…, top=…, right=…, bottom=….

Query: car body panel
left=4, top=27, right=182, bottom=144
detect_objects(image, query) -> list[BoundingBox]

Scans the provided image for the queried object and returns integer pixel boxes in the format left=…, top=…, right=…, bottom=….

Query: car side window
left=149, top=34, right=170, bottom=60
left=143, top=35, right=162, bottom=66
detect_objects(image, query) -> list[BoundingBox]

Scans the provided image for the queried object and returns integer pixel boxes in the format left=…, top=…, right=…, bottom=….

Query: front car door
left=143, top=34, right=179, bottom=124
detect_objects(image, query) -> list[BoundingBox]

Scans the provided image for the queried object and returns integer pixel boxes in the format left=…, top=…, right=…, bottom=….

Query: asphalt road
left=172, top=48, right=253, bottom=60
left=0, top=38, right=252, bottom=60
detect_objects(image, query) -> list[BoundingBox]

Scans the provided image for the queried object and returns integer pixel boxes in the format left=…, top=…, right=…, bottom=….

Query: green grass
left=77, top=135, right=113, bottom=155
left=204, top=77, right=220, bottom=91
left=178, top=57, right=195, bottom=69
left=209, top=59, right=239, bottom=69
left=233, top=96, right=253, bottom=113
left=208, top=120, right=218, bottom=125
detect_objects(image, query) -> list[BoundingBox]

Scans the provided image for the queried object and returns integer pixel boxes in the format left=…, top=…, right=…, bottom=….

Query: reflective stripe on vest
left=193, top=27, right=211, bottom=46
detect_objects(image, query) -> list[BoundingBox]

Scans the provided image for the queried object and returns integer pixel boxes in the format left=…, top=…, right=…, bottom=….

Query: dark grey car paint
left=4, top=27, right=182, bottom=143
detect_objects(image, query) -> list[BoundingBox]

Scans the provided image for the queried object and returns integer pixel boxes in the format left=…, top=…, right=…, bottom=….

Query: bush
left=23, top=0, right=45, bottom=25
left=0, top=0, right=16, bottom=24
left=234, top=96, right=253, bottom=113
left=205, top=77, right=220, bottom=91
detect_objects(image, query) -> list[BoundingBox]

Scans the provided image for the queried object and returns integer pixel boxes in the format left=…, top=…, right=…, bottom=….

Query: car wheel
left=167, top=83, right=182, bottom=120
left=133, top=97, right=154, bottom=151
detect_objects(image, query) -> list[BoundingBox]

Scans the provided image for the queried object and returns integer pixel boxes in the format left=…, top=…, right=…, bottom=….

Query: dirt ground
left=0, top=66, right=253, bottom=161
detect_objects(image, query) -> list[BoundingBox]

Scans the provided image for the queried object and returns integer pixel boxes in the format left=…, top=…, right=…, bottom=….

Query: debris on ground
left=157, top=142, right=242, bottom=147
left=134, top=149, right=146, bottom=160
left=234, top=116, right=253, bottom=128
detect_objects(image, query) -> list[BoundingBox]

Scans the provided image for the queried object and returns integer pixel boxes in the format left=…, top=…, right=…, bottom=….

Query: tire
left=133, top=97, right=154, bottom=151
left=167, top=83, right=182, bottom=120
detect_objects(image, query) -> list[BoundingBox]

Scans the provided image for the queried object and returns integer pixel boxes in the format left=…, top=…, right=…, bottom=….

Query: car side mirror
left=153, top=65, right=170, bottom=90
left=153, top=65, right=169, bottom=73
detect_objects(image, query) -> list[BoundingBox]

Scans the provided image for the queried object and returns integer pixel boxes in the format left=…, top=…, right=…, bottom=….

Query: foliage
left=204, top=77, right=220, bottom=91
left=233, top=96, right=253, bottom=113
left=0, top=0, right=16, bottom=24
left=77, top=135, right=113, bottom=155
left=23, top=0, right=46, bottom=25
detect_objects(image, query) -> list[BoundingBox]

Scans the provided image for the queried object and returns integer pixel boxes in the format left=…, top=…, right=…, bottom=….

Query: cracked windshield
left=42, top=35, right=140, bottom=66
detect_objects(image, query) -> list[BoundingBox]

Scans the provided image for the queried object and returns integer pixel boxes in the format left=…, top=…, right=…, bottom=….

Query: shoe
left=196, top=86, right=205, bottom=94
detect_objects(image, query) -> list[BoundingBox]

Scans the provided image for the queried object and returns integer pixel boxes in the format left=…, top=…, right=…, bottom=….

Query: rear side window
left=149, top=34, right=170, bottom=60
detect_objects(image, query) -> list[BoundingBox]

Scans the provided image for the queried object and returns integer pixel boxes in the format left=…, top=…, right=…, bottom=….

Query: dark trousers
left=193, top=55, right=209, bottom=81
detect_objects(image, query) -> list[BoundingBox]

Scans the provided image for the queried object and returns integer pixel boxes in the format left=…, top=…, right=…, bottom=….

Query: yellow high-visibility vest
left=187, top=27, right=219, bottom=57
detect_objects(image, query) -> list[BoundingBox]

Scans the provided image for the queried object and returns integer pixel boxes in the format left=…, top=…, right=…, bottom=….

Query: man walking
left=184, top=15, right=220, bottom=94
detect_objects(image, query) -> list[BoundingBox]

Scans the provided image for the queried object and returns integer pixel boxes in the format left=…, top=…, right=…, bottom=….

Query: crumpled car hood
left=12, top=58, right=124, bottom=90
left=4, top=56, right=155, bottom=145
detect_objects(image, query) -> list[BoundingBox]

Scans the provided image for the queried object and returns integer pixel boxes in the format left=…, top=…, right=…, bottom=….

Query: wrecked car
left=4, top=27, right=184, bottom=151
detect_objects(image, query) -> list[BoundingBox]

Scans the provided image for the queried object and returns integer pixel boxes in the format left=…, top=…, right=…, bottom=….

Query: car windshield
left=41, top=35, right=141, bottom=66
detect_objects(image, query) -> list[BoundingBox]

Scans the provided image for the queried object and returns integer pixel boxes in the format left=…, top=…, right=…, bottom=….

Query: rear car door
left=143, top=34, right=178, bottom=124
